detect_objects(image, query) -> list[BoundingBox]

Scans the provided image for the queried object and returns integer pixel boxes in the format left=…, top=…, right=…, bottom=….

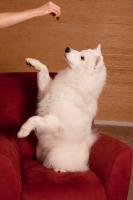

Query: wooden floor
left=93, top=124, right=133, bottom=200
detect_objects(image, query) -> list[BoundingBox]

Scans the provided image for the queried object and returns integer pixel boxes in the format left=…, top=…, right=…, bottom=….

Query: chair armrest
left=0, top=133, right=21, bottom=200
left=90, top=133, right=132, bottom=200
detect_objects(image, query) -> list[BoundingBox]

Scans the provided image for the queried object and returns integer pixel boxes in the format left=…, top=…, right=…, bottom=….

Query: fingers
left=38, top=1, right=61, bottom=19
left=48, top=1, right=61, bottom=17
left=51, top=12, right=60, bottom=20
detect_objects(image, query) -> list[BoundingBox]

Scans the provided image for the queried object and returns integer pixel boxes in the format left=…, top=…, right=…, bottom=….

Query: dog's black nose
left=65, top=47, right=71, bottom=53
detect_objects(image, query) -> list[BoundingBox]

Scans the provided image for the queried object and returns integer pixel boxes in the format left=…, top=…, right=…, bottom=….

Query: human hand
left=37, top=1, right=61, bottom=20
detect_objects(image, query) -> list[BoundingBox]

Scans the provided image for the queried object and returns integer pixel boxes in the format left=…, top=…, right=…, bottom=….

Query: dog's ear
left=95, top=44, right=102, bottom=55
left=94, top=55, right=103, bottom=69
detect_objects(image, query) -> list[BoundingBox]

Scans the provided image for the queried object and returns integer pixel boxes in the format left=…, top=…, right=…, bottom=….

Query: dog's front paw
left=26, top=58, right=33, bottom=67
left=25, top=58, right=37, bottom=68
left=17, top=125, right=31, bottom=138
left=25, top=58, right=48, bottom=72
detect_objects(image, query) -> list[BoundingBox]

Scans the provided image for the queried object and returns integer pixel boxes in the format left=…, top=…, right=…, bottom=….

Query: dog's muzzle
left=65, top=47, right=71, bottom=53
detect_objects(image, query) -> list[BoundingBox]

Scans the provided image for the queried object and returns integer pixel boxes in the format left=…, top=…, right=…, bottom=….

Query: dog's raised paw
left=25, top=58, right=34, bottom=68
left=26, top=61, right=33, bottom=67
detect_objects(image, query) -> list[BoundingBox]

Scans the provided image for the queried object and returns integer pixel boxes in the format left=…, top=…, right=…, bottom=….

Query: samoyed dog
left=18, top=45, right=106, bottom=172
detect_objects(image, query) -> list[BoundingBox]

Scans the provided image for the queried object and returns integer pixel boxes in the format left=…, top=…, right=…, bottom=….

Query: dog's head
left=65, top=44, right=104, bottom=73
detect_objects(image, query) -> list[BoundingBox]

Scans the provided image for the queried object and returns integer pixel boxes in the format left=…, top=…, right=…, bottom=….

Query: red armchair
left=0, top=72, right=132, bottom=200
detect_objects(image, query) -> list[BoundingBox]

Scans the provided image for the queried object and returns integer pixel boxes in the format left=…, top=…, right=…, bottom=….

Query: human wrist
left=30, top=8, right=40, bottom=18
left=34, top=7, right=43, bottom=17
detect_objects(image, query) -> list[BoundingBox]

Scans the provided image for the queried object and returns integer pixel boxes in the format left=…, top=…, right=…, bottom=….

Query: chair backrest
left=0, top=72, right=39, bottom=159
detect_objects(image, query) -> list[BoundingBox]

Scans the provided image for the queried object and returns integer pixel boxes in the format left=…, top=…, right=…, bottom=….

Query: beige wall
left=0, top=0, right=133, bottom=122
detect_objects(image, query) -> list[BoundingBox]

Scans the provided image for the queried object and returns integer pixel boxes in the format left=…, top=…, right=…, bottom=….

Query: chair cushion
left=21, top=159, right=107, bottom=200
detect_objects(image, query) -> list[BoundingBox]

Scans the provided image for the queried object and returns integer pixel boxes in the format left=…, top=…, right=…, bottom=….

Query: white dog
left=18, top=45, right=106, bottom=173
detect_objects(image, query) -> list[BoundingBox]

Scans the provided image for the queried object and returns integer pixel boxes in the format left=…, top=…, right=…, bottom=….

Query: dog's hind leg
left=17, top=115, right=62, bottom=138
left=26, top=58, right=52, bottom=93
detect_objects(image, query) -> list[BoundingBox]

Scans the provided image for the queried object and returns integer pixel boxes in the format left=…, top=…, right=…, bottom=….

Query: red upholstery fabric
left=0, top=73, right=38, bottom=159
left=0, top=72, right=132, bottom=200
left=90, top=134, right=132, bottom=200
left=21, top=159, right=106, bottom=200
left=0, top=133, right=21, bottom=200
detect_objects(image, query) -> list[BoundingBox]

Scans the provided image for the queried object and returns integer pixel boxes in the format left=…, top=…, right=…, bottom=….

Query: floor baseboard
left=94, top=120, right=133, bottom=127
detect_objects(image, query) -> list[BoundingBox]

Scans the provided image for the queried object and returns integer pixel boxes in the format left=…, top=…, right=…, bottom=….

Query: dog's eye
left=81, top=56, right=85, bottom=61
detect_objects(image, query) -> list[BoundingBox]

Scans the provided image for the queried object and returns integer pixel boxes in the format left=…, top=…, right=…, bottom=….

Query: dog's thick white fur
left=18, top=45, right=106, bottom=173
